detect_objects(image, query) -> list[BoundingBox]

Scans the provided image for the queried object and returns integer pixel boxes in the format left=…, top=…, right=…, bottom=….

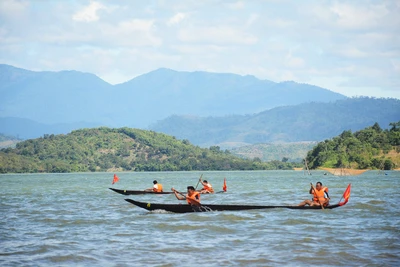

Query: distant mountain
left=149, top=97, right=400, bottom=148
left=0, top=64, right=346, bottom=133
left=0, top=133, right=22, bottom=149
left=0, top=117, right=101, bottom=140
left=0, top=64, right=114, bottom=125
left=114, top=68, right=346, bottom=124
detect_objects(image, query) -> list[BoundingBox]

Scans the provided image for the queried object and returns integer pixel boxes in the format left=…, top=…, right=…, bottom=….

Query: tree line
left=0, top=127, right=301, bottom=173
left=306, top=122, right=400, bottom=170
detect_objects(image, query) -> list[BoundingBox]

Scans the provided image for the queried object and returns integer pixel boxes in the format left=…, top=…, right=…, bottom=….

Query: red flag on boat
left=223, top=177, right=227, bottom=192
left=339, top=183, right=351, bottom=206
left=112, top=174, right=119, bottom=185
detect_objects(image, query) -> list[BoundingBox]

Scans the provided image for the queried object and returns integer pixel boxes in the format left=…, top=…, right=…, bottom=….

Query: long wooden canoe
left=109, top=188, right=226, bottom=195
left=109, top=188, right=174, bottom=195
left=124, top=199, right=342, bottom=213
left=124, top=184, right=351, bottom=213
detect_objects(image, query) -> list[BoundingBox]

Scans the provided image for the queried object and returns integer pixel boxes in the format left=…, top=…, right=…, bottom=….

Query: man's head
left=153, top=180, right=157, bottom=184
left=203, top=180, right=208, bottom=183
left=316, top=182, right=322, bottom=189
left=187, top=186, right=195, bottom=192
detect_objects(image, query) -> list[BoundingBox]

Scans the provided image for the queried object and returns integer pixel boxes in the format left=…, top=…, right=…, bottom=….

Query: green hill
left=230, top=142, right=318, bottom=162
left=306, top=122, right=400, bottom=170
left=0, top=127, right=301, bottom=173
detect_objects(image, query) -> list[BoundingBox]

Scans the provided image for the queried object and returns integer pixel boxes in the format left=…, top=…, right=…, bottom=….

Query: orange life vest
left=153, top=184, right=163, bottom=192
left=313, top=187, right=328, bottom=204
left=186, top=191, right=200, bottom=205
left=202, top=183, right=214, bottom=193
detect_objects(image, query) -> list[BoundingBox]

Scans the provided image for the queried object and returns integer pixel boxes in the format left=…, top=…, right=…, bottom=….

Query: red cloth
left=112, top=174, right=119, bottom=185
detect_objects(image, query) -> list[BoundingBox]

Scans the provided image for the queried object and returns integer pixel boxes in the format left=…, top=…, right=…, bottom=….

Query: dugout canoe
left=109, top=188, right=174, bottom=195
left=109, top=188, right=226, bottom=195
left=124, top=199, right=343, bottom=213
left=124, top=184, right=351, bottom=213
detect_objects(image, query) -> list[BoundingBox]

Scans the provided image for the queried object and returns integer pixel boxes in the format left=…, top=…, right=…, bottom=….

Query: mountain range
left=1, top=64, right=346, bottom=137
left=149, top=97, right=400, bottom=148
left=2, top=64, right=398, bottom=148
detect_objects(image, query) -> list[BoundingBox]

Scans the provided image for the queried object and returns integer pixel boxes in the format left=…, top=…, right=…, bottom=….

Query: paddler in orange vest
left=297, top=181, right=330, bottom=207
left=199, top=179, right=214, bottom=194
left=171, top=186, right=201, bottom=206
left=146, top=180, right=163, bottom=192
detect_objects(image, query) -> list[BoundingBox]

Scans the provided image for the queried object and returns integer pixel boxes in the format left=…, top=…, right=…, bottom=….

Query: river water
left=1, top=170, right=399, bottom=266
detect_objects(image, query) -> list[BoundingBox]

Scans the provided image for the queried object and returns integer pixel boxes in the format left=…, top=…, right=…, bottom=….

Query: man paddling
left=146, top=180, right=163, bottom=192
left=172, top=186, right=201, bottom=206
left=297, top=182, right=330, bottom=207
left=199, top=179, right=214, bottom=194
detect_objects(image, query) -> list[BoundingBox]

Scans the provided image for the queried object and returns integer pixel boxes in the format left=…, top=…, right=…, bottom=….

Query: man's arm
left=309, top=186, right=314, bottom=194
left=172, top=188, right=185, bottom=200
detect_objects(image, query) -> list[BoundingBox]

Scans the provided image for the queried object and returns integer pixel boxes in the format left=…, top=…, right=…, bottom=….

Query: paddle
left=310, top=182, right=324, bottom=210
left=195, top=174, right=203, bottom=190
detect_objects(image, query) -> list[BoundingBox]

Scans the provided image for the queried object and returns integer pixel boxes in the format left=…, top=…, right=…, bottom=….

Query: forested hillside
left=231, top=142, right=317, bottom=162
left=0, top=127, right=300, bottom=173
left=306, top=122, right=400, bottom=170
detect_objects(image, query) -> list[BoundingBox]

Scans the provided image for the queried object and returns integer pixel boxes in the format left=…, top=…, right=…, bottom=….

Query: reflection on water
left=1, top=171, right=399, bottom=266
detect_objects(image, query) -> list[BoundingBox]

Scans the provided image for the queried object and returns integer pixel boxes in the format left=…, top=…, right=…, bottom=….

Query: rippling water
left=1, top=171, right=399, bottom=266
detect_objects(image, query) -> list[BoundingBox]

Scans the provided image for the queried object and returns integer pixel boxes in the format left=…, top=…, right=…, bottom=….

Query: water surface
left=1, top=171, right=399, bottom=266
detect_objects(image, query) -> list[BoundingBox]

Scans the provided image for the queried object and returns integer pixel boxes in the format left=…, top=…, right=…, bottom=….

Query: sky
left=1, top=0, right=399, bottom=99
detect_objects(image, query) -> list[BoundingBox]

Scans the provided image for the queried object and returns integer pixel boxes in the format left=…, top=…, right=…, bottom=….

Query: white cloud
left=0, top=0, right=29, bottom=19
left=102, top=19, right=162, bottom=47
left=0, top=0, right=399, bottom=99
left=178, top=26, right=258, bottom=45
left=226, top=1, right=245, bottom=10
left=335, top=47, right=368, bottom=58
left=330, top=3, right=389, bottom=30
left=167, top=12, right=187, bottom=26
left=245, top=13, right=259, bottom=27
left=72, top=1, right=106, bottom=22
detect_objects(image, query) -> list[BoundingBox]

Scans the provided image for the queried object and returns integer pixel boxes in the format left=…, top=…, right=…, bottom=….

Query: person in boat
left=297, top=181, right=330, bottom=207
left=146, top=180, right=163, bottom=192
left=199, top=179, right=214, bottom=194
left=171, top=186, right=201, bottom=206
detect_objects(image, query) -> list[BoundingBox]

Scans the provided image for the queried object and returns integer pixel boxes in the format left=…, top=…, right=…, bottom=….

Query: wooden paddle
left=310, top=182, right=324, bottom=210
left=195, top=174, right=203, bottom=190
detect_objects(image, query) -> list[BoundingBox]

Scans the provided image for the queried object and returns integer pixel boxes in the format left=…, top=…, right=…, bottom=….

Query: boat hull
left=109, top=188, right=174, bottom=195
left=109, top=188, right=225, bottom=195
left=124, top=199, right=341, bottom=213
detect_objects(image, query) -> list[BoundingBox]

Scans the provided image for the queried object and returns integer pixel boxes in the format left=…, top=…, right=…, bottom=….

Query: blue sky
left=1, top=0, right=399, bottom=99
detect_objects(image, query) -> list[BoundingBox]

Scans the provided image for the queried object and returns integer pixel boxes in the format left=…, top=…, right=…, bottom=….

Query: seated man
left=199, top=179, right=214, bottom=194
left=146, top=180, right=163, bottom=192
left=172, top=186, right=201, bottom=206
left=297, top=182, right=330, bottom=207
